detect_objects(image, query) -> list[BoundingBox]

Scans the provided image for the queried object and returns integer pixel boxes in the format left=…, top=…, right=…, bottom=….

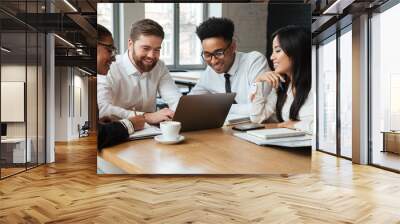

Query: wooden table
left=98, top=128, right=311, bottom=174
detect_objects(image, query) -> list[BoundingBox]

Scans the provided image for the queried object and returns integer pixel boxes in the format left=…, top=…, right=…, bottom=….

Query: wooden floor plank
left=0, top=135, right=400, bottom=223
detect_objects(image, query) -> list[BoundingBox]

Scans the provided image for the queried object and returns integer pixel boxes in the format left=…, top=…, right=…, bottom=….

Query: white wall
left=54, top=67, right=89, bottom=141
left=222, top=3, right=268, bottom=54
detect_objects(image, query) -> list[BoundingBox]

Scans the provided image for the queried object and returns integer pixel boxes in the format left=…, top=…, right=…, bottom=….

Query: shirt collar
left=226, top=52, right=239, bottom=77
left=122, top=50, right=141, bottom=76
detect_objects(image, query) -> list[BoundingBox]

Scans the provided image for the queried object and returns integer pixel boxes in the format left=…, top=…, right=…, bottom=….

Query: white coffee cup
left=159, top=121, right=181, bottom=141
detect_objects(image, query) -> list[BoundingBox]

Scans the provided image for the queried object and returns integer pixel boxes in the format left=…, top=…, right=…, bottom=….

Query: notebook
left=225, top=114, right=251, bottom=125
left=233, top=132, right=312, bottom=147
left=246, top=128, right=306, bottom=140
left=129, top=123, right=161, bottom=140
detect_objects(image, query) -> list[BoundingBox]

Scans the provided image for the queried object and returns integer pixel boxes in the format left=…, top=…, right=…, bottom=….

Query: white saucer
left=154, top=135, right=185, bottom=144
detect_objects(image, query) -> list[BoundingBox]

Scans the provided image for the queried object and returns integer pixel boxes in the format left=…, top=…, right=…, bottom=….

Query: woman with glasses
left=250, top=25, right=313, bottom=134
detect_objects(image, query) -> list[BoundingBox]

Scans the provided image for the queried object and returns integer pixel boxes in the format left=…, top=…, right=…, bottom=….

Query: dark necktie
left=224, top=73, right=232, bottom=93
left=224, top=73, right=237, bottom=104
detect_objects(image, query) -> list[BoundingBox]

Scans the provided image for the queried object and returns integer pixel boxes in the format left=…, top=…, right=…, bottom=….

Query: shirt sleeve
left=189, top=69, right=212, bottom=95
left=230, top=52, right=271, bottom=115
left=97, top=121, right=129, bottom=151
left=248, top=51, right=271, bottom=83
left=229, top=103, right=251, bottom=115
left=158, top=66, right=182, bottom=111
left=250, top=84, right=277, bottom=123
left=97, top=74, right=135, bottom=119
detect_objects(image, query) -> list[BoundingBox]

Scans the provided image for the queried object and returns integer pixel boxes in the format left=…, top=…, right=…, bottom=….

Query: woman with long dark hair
left=250, top=25, right=313, bottom=134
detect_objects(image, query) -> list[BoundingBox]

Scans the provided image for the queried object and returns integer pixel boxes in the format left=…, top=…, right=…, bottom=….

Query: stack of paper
left=233, top=128, right=311, bottom=147
left=247, top=128, right=306, bottom=139
left=225, top=114, right=251, bottom=125
left=129, top=123, right=161, bottom=140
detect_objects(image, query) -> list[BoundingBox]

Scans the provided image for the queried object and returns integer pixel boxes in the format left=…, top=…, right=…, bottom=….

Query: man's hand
left=128, top=115, right=145, bottom=131
left=144, top=108, right=175, bottom=125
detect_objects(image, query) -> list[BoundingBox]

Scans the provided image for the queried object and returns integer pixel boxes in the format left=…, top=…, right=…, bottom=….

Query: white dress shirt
left=250, top=84, right=314, bottom=134
left=98, top=51, right=182, bottom=119
left=189, top=51, right=269, bottom=115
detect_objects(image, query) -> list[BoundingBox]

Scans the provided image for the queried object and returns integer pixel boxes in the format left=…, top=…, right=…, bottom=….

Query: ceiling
left=0, top=0, right=96, bottom=73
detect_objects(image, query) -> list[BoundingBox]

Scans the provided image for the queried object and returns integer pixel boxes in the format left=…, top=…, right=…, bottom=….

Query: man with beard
left=189, top=17, right=270, bottom=116
left=98, top=19, right=181, bottom=124
left=97, top=24, right=145, bottom=150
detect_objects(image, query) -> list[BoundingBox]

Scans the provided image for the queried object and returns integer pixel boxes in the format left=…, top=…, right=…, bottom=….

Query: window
left=145, top=3, right=206, bottom=69
left=370, top=2, right=400, bottom=171
left=145, top=3, right=174, bottom=65
left=97, top=3, right=114, bottom=35
left=339, top=27, right=352, bottom=158
left=317, top=35, right=337, bottom=155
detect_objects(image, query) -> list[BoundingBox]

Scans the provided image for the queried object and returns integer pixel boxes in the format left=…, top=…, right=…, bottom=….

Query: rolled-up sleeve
left=97, top=75, right=135, bottom=119
left=250, top=84, right=276, bottom=123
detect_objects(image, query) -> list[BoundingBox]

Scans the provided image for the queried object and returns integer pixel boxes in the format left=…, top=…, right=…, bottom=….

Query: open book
left=129, top=123, right=161, bottom=140
left=247, top=128, right=306, bottom=139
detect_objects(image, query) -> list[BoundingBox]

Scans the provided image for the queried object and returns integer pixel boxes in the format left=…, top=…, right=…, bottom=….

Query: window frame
left=368, top=0, right=400, bottom=173
left=166, top=3, right=208, bottom=71
left=315, top=19, right=353, bottom=161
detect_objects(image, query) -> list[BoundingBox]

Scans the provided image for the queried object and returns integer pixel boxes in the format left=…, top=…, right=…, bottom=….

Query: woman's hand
left=255, top=71, right=285, bottom=89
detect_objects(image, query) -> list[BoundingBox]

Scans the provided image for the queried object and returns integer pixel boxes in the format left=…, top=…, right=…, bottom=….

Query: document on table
left=129, top=123, right=161, bottom=140
left=246, top=128, right=306, bottom=139
left=224, top=114, right=251, bottom=125
left=233, top=132, right=312, bottom=147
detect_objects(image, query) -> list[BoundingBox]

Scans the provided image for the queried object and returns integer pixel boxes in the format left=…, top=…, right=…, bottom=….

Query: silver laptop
left=172, top=93, right=236, bottom=132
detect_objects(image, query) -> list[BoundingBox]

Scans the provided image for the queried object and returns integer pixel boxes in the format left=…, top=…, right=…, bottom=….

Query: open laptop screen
left=173, top=93, right=236, bottom=132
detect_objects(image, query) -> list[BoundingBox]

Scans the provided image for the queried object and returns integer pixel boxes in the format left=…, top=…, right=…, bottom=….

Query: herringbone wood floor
left=1, top=136, right=400, bottom=223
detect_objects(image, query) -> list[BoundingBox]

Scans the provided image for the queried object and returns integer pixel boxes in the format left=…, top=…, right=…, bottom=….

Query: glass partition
left=370, top=3, right=400, bottom=171
left=317, top=35, right=337, bottom=155
left=1, top=27, right=28, bottom=178
left=339, top=28, right=352, bottom=158
left=0, top=0, right=46, bottom=179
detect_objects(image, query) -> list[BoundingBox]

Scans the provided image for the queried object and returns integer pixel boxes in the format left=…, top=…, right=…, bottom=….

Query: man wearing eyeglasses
left=97, top=19, right=182, bottom=124
left=190, top=17, right=270, bottom=115
left=97, top=24, right=145, bottom=150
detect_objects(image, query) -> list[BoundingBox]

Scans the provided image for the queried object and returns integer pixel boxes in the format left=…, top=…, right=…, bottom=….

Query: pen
left=132, top=107, right=137, bottom=116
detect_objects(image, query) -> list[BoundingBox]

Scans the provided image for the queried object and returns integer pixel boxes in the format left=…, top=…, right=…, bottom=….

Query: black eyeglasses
left=98, top=41, right=117, bottom=57
left=201, top=41, right=232, bottom=61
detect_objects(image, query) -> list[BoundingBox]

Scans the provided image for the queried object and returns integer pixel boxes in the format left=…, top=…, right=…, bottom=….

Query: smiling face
left=201, top=37, right=236, bottom=74
left=128, top=34, right=162, bottom=73
left=270, top=36, right=293, bottom=76
left=97, top=35, right=115, bottom=75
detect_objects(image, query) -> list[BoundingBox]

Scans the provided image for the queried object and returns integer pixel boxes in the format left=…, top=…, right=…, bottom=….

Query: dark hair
left=273, top=25, right=311, bottom=122
left=97, top=24, right=112, bottom=42
left=196, top=17, right=234, bottom=42
left=130, top=19, right=164, bottom=41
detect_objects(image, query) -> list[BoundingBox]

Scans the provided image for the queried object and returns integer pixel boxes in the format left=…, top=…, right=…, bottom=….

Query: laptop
left=172, top=93, right=236, bottom=132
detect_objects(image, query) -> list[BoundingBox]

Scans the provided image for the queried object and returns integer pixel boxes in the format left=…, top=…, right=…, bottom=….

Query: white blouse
left=250, top=83, right=314, bottom=134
